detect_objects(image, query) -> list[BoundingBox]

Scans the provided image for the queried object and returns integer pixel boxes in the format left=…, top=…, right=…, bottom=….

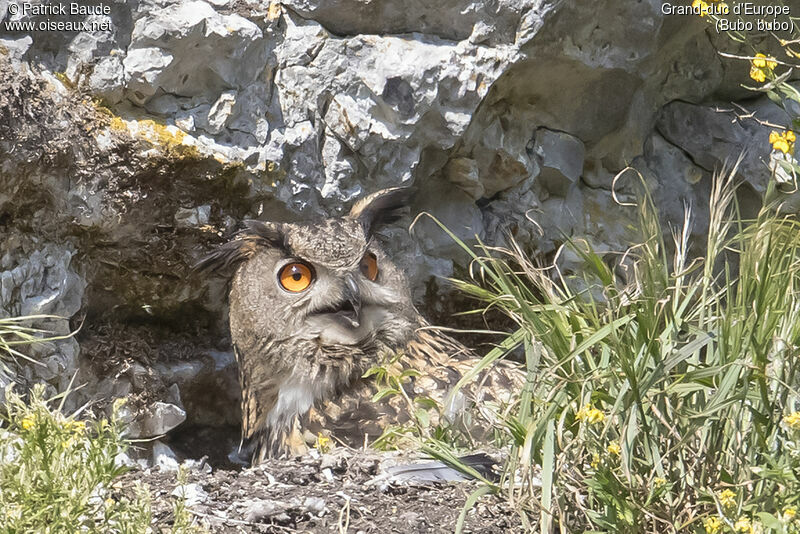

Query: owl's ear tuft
left=348, top=187, right=416, bottom=234
left=193, top=221, right=286, bottom=273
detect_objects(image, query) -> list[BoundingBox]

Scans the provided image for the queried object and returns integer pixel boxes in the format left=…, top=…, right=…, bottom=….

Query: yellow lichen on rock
left=135, top=119, right=187, bottom=150
left=108, top=116, right=128, bottom=133
left=107, top=115, right=201, bottom=159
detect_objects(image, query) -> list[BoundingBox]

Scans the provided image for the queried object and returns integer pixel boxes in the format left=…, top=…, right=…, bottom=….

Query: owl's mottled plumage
left=197, top=188, right=522, bottom=462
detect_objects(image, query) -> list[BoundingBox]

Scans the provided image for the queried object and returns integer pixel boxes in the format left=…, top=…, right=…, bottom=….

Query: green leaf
left=455, top=486, right=493, bottom=534
left=540, top=419, right=555, bottom=534
left=415, top=408, right=430, bottom=428
left=371, top=387, right=400, bottom=402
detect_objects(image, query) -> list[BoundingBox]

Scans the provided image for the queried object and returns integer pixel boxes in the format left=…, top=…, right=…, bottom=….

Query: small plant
left=0, top=317, right=206, bottom=533
left=0, top=385, right=153, bottom=533
left=701, top=4, right=800, bottom=188
left=170, top=467, right=208, bottom=534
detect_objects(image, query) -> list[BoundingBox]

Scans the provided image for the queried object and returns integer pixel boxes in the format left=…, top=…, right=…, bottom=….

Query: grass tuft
left=430, top=170, right=800, bottom=533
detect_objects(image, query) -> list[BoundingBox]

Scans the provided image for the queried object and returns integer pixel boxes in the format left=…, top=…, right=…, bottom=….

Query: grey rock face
left=0, top=242, right=84, bottom=403
left=123, top=1, right=267, bottom=106
left=123, top=401, right=187, bottom=439
left=280, top=0, right=536, bottom=44
left=1, top=0, right=797, bottom=462
left=533, top=129, right=585, bottom=198
left=656, top=98, right=792, bottom=194
left=268, top=10, right=521, bottom=212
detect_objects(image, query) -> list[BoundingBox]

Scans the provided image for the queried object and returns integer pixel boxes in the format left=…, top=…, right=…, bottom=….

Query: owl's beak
left=344, top=273, right=362, bottom=322
left=305, top=274, right=364, bottom=335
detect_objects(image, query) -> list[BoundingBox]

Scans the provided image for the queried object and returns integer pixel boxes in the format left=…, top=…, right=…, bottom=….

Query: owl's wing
left=306, top=322, right=525, bottom=448
left=234, top=342, right=280, bottom=441
left=237, top=341, right=315, bottom=461
left=406, top=326, right=526, bottom=436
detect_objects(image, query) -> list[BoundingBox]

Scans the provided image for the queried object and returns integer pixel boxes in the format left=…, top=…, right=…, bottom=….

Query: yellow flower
left=704, top=516, right=723, bottom=534
left=750, top=54, right=778, bottom=83
left=752, top=53, right=778, bottom=70
left=654, top=477, right=667, bottom=487
left=734, top=516, right=752, bottom=533
left=774, top=139, right=791, bottom=154
left=771, top=131, right=797, bottom=155
left=66, top=420, right=86, bottom=434
left=750, top=67, right=767, bottom=83
left=576, top=404, right=605, bottom=424
left=607, top=442, right=621, bottom=456
left=315, top=432, right=333, bottom=453
left=692, top=0, right=710, bottom=16
left=719, top=488, right=737, bottom=508
left=591, top=453, right=600, bottom=469
left=20, top=416, right=35, bottom=431
left=783, top=506, right=797, bottom=522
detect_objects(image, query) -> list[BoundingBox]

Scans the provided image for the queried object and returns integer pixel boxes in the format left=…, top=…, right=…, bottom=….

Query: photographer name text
left=4, top=2, right=112, bottom=32
left=8, top=2, right=109, bottom=16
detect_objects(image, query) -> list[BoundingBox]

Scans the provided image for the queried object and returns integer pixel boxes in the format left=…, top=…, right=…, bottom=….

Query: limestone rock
left=172, top=482, right=209, bottom=506
left=123, top=1, right=266, bottom=105
left=533, top=128, right=585, bottom=197
left=636, top=132, right=711, bottom=239
left=175, top=205, right=211, bottom=228
left=280, top=0, right=537, bottom=44
left=152, top=440, right=181, bottom=470
left=412, top=182, right=484, bottom=262
left=445, top=157, right=483, bottom=200
left=123, top=401, right=187, bottom=439
left=0, top=242, right=85, bottom=402
left=267, top=10, right=521, bottom=212
left=0, top=36, right=32, bottom=61
left=656, top=98, right=791, bottom=194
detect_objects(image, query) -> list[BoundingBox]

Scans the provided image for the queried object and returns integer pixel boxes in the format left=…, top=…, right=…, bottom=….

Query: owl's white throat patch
left=267, top=382, right=314, bottom=428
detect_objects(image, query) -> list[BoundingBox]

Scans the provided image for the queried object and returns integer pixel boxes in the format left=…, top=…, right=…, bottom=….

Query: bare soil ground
left=119, top=449, right=523, bottom=533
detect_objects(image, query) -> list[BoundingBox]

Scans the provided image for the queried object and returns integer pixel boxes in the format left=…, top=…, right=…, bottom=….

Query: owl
left=197, top=188, right=522, bottom=463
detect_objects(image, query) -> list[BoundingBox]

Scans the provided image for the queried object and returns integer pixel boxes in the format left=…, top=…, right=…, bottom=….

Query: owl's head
left=198, top=187, right=420, bottom=353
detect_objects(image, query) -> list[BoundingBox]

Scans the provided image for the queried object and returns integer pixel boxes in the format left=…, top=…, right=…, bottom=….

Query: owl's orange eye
left=278, top=262, right=314, bottom=292
left=359, top=252, right=378, bottom=281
